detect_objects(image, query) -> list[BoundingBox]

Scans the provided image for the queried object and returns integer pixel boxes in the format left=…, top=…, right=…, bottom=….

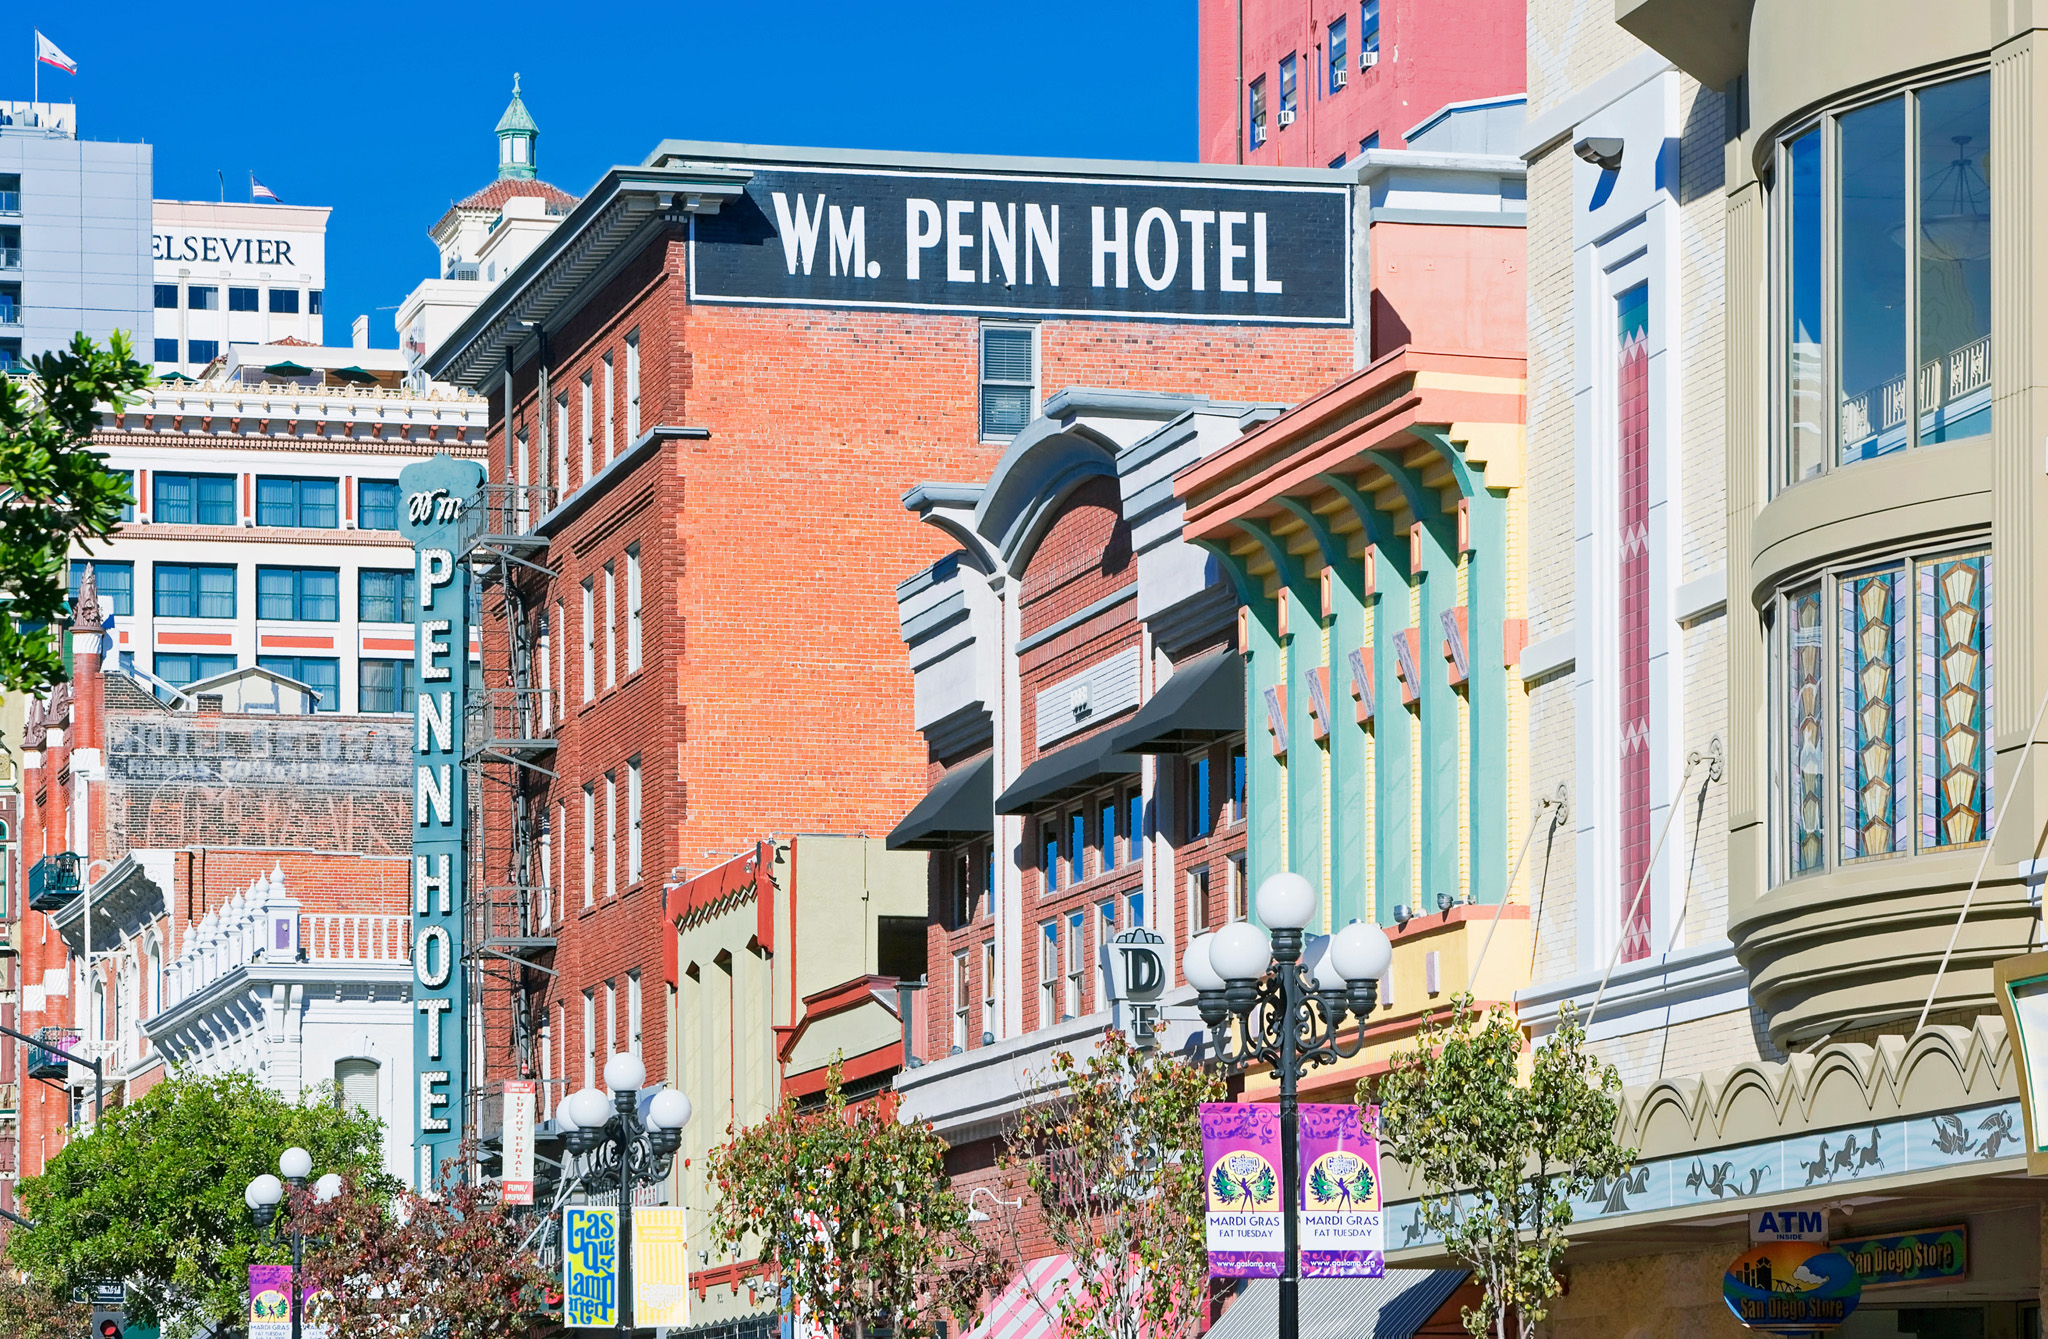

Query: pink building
left=1197, top=0, right=1526, bottom=166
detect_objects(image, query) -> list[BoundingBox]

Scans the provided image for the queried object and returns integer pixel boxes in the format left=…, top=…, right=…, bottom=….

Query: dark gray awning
left=887, top=754, right=995, bottom=850
left=1107, top=646, right=1243, bottom=754
left=994, top=731, right=1140, bottom=815
left=1207, top=1271, right=1468, bottom=1339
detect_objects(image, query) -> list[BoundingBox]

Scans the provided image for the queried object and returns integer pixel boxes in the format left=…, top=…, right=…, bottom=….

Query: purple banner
left=1299, top=1104, right=1385, bottom=1278
left=1201, top=1102, right=1282, bottom=1277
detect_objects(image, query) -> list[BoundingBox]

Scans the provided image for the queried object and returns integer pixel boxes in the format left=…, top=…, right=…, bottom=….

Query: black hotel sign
left=689, top=165, right=1351, bottom=324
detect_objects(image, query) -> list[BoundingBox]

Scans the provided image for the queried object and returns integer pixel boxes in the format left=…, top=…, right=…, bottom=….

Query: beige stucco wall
left=1535, top=1239, right=1753, bottom=1338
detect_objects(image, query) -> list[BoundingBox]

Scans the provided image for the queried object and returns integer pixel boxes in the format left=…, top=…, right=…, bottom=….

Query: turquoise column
left=1192, top=542, right=1283, bottom=898
left=1238, top=520, right=1321, bottom=915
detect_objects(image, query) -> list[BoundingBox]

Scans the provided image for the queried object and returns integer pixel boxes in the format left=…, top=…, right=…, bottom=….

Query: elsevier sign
left=398, top=454, right=483, bottom=1192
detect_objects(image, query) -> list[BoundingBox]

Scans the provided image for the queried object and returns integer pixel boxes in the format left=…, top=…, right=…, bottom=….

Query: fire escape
left=456, top=476, right=558, bottom=1149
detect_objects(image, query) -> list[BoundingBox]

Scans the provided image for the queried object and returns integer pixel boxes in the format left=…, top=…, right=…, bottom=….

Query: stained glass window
left=1617, top=283, right=1652, bottom=958
left=1920, top=552, right=1992, bottom=849
left=1787, top=584, right=1828, bottom=877
left=1838, top=567, right=1907, bottom=860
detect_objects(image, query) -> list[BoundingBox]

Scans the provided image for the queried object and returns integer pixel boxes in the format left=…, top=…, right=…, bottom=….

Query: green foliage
left=0, top=330, right=150, bottom=692
left=1373, top=997, right=1633, bottom=1339
left=706, top=1061, right=991, bottom=1338
left=0, top=1260, right=91, bottom=1339
left=10, top=1072, right=391, bottom=1339
left=999, top=1028, right=1223, bottom=1339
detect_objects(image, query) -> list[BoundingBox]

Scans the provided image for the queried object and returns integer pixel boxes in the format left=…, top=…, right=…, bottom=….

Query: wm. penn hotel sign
left=397, top=454, right=482, bottom=1192
left=689, top=162, right=1351, bottom=324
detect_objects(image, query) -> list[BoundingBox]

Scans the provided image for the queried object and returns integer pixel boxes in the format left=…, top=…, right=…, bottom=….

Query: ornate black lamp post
left=559, top=1051, right=693, bottom=1335
left=244, top=1147, right=344, bottom=1339
left=1182, top=872, right=1395, bottom=1339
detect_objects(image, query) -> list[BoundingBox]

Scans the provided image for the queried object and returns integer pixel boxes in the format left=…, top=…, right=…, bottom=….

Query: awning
left=1206, top=1270, right=1470, bottom=1339
left=886, top=754, right=994, bottom=851
left=263, top=360, right=313, bottom=377
left=994, top=731, right=1140, bottom=815
left=963, top=1255, right=1073, bottom=1339
left=329, top=365, right=380, bottom=385
left=1106, top=646, right=1243, bottom=754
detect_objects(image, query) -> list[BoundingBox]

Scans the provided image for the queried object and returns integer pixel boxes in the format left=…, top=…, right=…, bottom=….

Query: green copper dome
left=496, top=74, right=539, bottom=180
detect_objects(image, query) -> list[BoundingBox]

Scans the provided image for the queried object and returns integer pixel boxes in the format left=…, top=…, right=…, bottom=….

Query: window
left=953, top=851, right=976, bottom=927
left=258, top=656, right=340, bottom=710
left=627, top=757, right=643, bottom=883
left=269, top=289, right=300, bottom=314
left=606, top=771, right=619, bottom=898
left=1250, top=76, right=1268, bottom=149
left=1361, top=0, right=1380, bottom=54
left=1776, top=544, right=1992, bottom=883
left=1099, top=898, right=1116, bottom=952
left=1330, top=154, right=1350, bottom=169
left=113, top=470, right=135, bottom=523
left=979, top=325, right=1037, bottom=439
left=257, top=566, right=339, bottom=621
left=602, top=352, right=616, bottom=461
left=229, top=287, right=259, bottom=312
left=1776, top=73, right=1990, bottom=486
left=153, top=338, right=180, bottom=363
left=1100, top=797, right=1117, bottom=872
left=582, top=990, right=597, bottom=1087
left=626, top=545, right=643, bottom=672
left=309, top=290, right=323, bottom=315
left=154, top=284, right=178, bottom=310
left=359, top=568, right=415, bottom=623
left=154, top=564, right=236, bottom=618
left=1069, top=811, right=1085, bottom=884
left=155, top=652, right=235, bottom=687
left=256, top=477, right=339, bottom=528
left=582, top=784, right=596, bottom=908
left=359, top=659, right=415, bottom=713
left=981, top=941, right=997, bottom=1041
left=604, top=562, right=618, bottom=689
left=359, top=480, right=400, bottom=531
left=606, top=983, right=618, bottom=1064
left=69, top=561, right=133, bottom=616
left=154, top=473, right=236, bottom=525
left=1190, top=753, right=1213, bottom=838
left=1128, top=890, right=1145, bottom=930
left=1361, top=133, right=1380, bottom=152
left=1279, top=54, right=1298, bottom=121
left=1189, top=866, right=1212, bottom=931
left=628, top=971, right=643, bottom=1054
left=1039, top=921, right=1058, bottom=1023
left=952, top=950, right=971, bottom=1051
left=1231, top=745, right=1248, bottom=821
left=1328, top=16, right=1348, bottom=90
left=1229, top=854, right=1249, bottom=921
left=580, top=578, right=595, bottom=702
left=581, top=372, right=594, bottom=473
left=188, top=339, right=219, bottom=364
left=1043, top=823, right=1060, bottom=894
left=556, top=599, right=568, bottom=712
left=624, top=330, right=641, bottom=441
left=187, top=286, right=218, bottom=311
left=551, top=802, right=567, bottom=928
left=1065, top=909, right=1085, bottom=1017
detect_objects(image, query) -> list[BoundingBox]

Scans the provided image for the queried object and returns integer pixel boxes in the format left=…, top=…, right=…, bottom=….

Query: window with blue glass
left=1043, top=825, right=1060, bottom=894
left=256, top=476, right=339, bottom=528
left=1231, top=744, right=1247, bottom=820
left=153, top=285, right=178, bottom=310
left=257, top=566, right=339, bottom=621
left=309, top=290, right=323, bottom=315
left=188, top=340, right=219, bottom=364
left=112, top=470, right=135, bottom=522
left=1069, top=811, right=1086, bottom=884
left=1361, top=0, right=1380, bottom=56
left=359, top=658, right=416, bottom=714
left=1279, top=54, right=1298, bottom=121
left=1100, top=799, right=1117, bottom=872
left=258, top=656, right=340, bottom=711
left=153, top=564, right=236, bottom=618
left=1128, top=791, right=1144, bottom=864
left=154, top=473, right=235, bottom=525
left=1361, top=133, right=1379, bottom=152
left=269, top=289, right=300, bottom=314
left=359, top=480, right=400, bottom=531
left=69, top=561, right=133, bottom=616
left=1190, top=753, right=1213, bottom=838
left=359, top=568, right=416, bottom=624
left=1250, top=76, right=1268, bottom=149
left=228, top=287, right=259, bottom=312
left=153, top=338, right=179, bottom=364
left=1128, top=890, right=1145, bottom=930
left=1329, top=17, right=1348, bottom=90
left=187, top=286, right=218, bottom=311
left=155, top=652, right=235, bottom=688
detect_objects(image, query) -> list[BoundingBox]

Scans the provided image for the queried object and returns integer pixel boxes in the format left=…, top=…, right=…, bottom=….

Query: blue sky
left=23, top=2, right=1196, bottom=348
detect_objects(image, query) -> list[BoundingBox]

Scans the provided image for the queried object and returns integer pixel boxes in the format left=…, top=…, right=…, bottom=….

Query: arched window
left=90, top=974, right=105, bottom=1040
left=335, top=1058, right=380, bottom=1116
left=145, top=935, right=163, bottom=1020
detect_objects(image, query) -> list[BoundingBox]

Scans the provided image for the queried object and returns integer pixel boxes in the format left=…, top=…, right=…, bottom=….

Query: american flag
left=250, top=173, right=281, bottom=203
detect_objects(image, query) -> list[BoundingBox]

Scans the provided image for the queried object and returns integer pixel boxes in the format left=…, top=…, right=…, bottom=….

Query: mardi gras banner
left=633, top=1206, right=691, bottom=1328
left=1300, top=1103, right=1384, bottom=1278
left=563, top=1205, right=620, bottom=1327
left=249, top=1264, right=327, bottom=1339
left=1201, top=1102, right=1283, bottom=1277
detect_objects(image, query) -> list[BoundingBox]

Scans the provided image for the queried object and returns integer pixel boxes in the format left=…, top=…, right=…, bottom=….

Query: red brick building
left=419, top=141, right=1360, bottom=1323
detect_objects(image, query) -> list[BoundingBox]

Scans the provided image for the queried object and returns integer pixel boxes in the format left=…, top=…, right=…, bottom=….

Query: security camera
left=1574, top=136, right=1624, bottom=170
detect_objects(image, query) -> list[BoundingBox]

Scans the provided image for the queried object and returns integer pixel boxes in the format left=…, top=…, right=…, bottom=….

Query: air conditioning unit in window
left=1333, top=67, right=1349, bottom=87
left=1252, top=126, right=1268, bottom=147
left=1361, top=49, right=1380, bottom=68
left=1277, top=108, right=1297, bottom=126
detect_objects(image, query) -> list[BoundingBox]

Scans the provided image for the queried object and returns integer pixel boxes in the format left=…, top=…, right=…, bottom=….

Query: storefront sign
left=1722, top=1243, right=1861, bottom=1332
left=398, top=454, right=483, bottom=1192
left=1299, top=1103, right=1384, bottom=1278
left=563, top=1206, right=620, bottom=1328
left=1750, top=1207, right=1828, bottom=1242
left=1834, top=1225, right=1967, bottom=1289
left=1201, top=1102, right=1283, bottom=1277
left=632, top=1205, right=691, bottom=1328
left=502, top=1079, right=536, bottom=1205
left=691, top=165, right=1351, bottom=324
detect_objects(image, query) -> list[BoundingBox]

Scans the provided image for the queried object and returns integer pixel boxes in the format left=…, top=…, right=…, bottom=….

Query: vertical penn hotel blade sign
left=399, top=454, right=483, bottom=1192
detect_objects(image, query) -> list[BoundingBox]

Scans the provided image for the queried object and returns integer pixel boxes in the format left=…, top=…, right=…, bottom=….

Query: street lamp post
left=244, top=1147, right=345, bottom=1339
left=558, top=1051, right=693, bottom=1335
left=1183, top=872, right=1395, bottom=1339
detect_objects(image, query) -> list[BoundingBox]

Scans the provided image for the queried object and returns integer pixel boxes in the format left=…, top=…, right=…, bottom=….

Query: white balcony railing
left=303, top=914, right=409, bottom=963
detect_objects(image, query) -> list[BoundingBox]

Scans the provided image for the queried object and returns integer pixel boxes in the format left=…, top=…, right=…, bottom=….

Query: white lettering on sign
left=772, top=192, right=826, bottom=276
left=414, top=853, right=451, bottom=916
left=407, top=491, right=463, bottom=524
left=421, top=549, right=456, bottom=601
left=1301, top=1211, right=1385, bottom=1250
left=420, top=1071, right=451, bottom=1132
left=419, top=622, right=452, bottom=682
left=417, top=692, right=453, bottom=752
left=415, top=925, right=452, bottom=989
left=1205, top=1214, right=1283, bottom=1251
left=417, top=997, right=451, bottom=1060
left=1750, top=1208, right=1829, bottom=1242
left=417, top=764, right=452, bottom=826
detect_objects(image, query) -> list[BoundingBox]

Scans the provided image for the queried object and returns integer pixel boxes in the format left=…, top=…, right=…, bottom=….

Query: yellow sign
left=633, top=1206, right=691, bottom=1328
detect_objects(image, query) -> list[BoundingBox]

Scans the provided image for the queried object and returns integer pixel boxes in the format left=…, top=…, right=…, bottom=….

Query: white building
left=151, top=200, right=329, bottom=376
left=396, top=77, right=575, bottom=375
left=83, top=352, right=487, bottom=709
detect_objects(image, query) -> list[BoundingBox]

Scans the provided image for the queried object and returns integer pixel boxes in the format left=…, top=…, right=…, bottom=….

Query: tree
left=10, top=1072, right=391, bottom=1339
left=707, top=1061, right=991, bottom=1338
left=0, top=1261, right=91, bottom=1339
left=997, top=1028, right=1223, bottom=1339
left=299, top=1150, right=560, bottom=1339
left=1371, top=996, right=1634, bottom=1339
left=0, top=331, right=151, bottom=691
